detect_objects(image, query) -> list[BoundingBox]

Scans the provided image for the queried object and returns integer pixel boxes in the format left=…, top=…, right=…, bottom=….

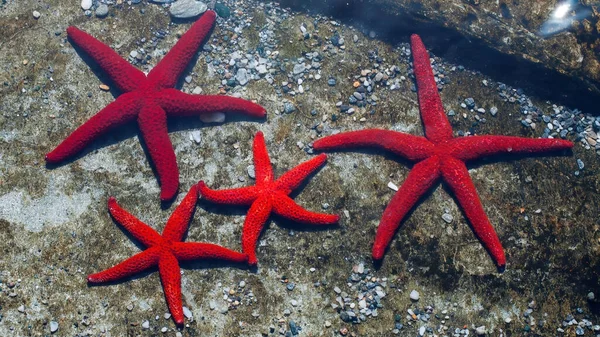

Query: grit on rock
left=0, top=0, right=599, bottom=336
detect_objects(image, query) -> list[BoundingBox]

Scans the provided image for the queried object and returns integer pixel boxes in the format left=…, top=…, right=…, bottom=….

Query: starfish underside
left=313, top=34, right=573, bottom=270
left=46, top=10, right=266, bottom=201
left=88, top=185, right=248, bottom=325
left=199, top=131, right=340, bottom=265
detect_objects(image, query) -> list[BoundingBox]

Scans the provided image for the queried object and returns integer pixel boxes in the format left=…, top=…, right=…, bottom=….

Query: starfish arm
left=147, top=11, right=217, bottom=90
left=162, top=185, right=199, bottom=242
left=440, top=157, right=506, bottom=269
left=450, top=136, right=574, bottom=161
left=272, top=193, right=340, bottom=225
left=171, top=242, right=248, bottom=263
left=138, top=104, right=179, bottom=201
left=198, top=181, right=259, bottom=205
left=107, top=197, right=163, bottom=247
left=312, top=129, right=434, bottom=161
left=372, top=157, right=442, bottom=260
left=253, top=131, right=274, bottom=184
left=66, top=27, right=145, bottom=93
left=45, top=93, right=141, bottom=163
left=158, top=252, right=184, bottom=325
left=242, top=196, right=273, bottom=265
left=87, top=246, right=161, bottom=283
left=410, top=34, right=453, bottom=143
left=158, top=89, right=266, bottom=118
left=275, top=154, right=328, bottom=192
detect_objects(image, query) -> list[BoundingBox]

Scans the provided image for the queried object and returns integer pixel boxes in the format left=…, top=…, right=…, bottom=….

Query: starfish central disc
left=46, top=11, right=266, bottom=201
left=199, top=131, right=340, bottom=265
left=313, top=34, right=573, bottom=271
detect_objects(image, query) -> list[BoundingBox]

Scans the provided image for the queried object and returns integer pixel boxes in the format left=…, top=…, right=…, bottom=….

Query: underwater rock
left=274, top=0, right=600, bottom=97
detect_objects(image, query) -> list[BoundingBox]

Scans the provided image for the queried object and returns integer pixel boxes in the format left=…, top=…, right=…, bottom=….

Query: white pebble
left=33, top=11, right=41, bottom=19
left=476, top=326, right=486, bottom=335
left=409, top=290, right=420, bottom=301
left=387, top=181, right=398, bottom=191
left=183, top=306, right=193, bottom=319
left=81, top=0, right=92, bottom=10
left=50, top=321, right=59, bottom=333
left=142, top=320, right=150, bottom=329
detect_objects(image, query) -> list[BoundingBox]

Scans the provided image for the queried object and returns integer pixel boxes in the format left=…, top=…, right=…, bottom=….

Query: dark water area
left=268, top=0, right=600, bottom=114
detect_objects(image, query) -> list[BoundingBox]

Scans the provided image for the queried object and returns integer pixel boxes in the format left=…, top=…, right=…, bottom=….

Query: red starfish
left=198, top=131, right=340, bottom=265
left=312, top=34, right=573, bottom=270
left=87, top=184, right=248, bottom=326
left=45, top=11, right=266, bottom=201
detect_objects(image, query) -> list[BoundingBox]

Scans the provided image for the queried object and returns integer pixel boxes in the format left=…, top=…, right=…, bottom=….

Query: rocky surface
left=0, top=0, right=599, bottom=336
left=271, top=0, right=600, bottom=112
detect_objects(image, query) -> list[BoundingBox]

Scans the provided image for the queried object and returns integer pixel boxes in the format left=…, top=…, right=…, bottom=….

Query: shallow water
left=0, top=0, right=599, bottom=336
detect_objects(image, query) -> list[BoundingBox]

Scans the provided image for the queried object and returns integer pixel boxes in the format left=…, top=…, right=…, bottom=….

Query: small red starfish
left=45, top=11, right=266, bottom=201
left=198, top=131, right=340, bottom=265
left=313, top=34, right=573, bottom=270
left=87, top=184, right=248, bottom=326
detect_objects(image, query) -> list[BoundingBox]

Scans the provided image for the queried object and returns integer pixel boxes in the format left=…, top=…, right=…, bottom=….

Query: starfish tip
left=205, top=9, right=217, bottom=20
left=410, top=34, right=422, bottom=43
left=173, top=316, right=185, bottom=326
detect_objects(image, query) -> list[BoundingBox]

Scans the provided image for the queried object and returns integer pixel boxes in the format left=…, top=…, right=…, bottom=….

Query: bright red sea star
left=312, top=34, right=573, bottom=270
left=87, top=184, right=248, bottom=325
left=198, top=131, right=340, bottom=265
left=45, top=11, right=266, bottom=201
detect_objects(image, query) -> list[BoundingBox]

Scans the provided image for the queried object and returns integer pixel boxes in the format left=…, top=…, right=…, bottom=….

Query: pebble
left=577, top=158, right=584, bottom=170
left=183, top=306, right=193, bottom=319
left=505, top=317, right=512, bottom=323
left=327, top=78, right=336, bottom=86
left=190, top=131, right=202, bottom=144
left=290, top=299, right=298, bottom=306
left=256, top=64, right=268, bottom=75
left=50, top=321, right=59, bottom=333
left=284, top=102, right=296, bottom=114
left=387, top=181, right=398, bottom=191
left=490, top=106, right=498, bottom=116
left=95, top=5, right=109, bottom=18
left=18, top=305, right=25, bottom=313
left=419, top=326, right=426, bottom=336
left=214, top=2, right=231, bottom=18
left=170, top=0, right=208, bottom=19
left=32, top=11, right=41, bottom=19
left=247, top=165, right=256, bottom=179
left=442, top=213, right=453, bottom=223
left=476, top=326, right=486, bottom=335
left=293, top=63, right=306, bottom=75
left=588, top=292, right=595, bottom=300
left=239, top=280, right=246, bottom=288
left=409, top=290, right=420, bottom=301
left=81, top=0, right=92, bottom=11
left=142, top=320, right=150, bottom=329
left=236, top=68, right=249, bottom=85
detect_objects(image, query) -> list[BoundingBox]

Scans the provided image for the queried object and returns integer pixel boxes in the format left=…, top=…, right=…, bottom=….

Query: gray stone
left=236, top=68, right=249, bottom=85
left=170, top=0, right=208, bottom=19
left=95, top=5, right=109, bottom=18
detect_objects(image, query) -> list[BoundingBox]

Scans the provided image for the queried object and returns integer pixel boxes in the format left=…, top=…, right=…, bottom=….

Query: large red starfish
left=312, top=34, right=573, bottom=270
left=198, top=131, right=340, bottom=265
left=87, top=184, right=248, bottom=326
left=45, top=11, right=266, bottom=201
